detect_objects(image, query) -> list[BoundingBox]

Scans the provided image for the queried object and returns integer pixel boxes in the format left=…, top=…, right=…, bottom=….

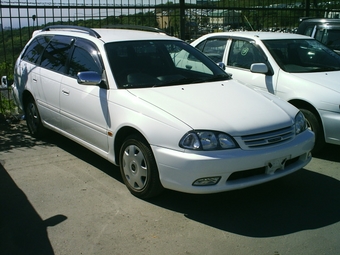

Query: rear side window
left=40, top=35, right=73, bottom=73
left=21, top=36, right=51, bottom=64
left=301, top=26, right=314, bottom=36
left=315, top=28, right=340, bottom=51
left=196, top=38, right=228, bottom=63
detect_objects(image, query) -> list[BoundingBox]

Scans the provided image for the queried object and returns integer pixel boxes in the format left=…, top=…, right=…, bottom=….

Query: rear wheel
left=119, top=134, right=163, bottom=199
left=300, top=108, right=324, bottom=153
left=25, top=97, right=46, bottom=138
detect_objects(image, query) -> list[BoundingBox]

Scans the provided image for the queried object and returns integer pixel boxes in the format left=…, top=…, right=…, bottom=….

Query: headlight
left=179, top=131, right=238, bottom=150
left=295, top=111, right=307, bottom=134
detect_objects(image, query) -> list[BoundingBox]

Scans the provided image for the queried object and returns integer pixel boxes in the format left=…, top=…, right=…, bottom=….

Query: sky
left=1, top=0, right=196, bottom=28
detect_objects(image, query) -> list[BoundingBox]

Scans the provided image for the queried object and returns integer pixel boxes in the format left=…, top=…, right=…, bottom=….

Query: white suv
left=12, top=25, right=314, bottom=198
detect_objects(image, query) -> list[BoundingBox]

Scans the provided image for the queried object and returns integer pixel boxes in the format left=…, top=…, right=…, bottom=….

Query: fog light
left=193, top=176, right=221, bottom=186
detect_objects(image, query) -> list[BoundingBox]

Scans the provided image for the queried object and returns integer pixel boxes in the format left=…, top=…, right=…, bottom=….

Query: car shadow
left=0, top=120, right=52, bottom=151
left=2, top=123, right=339, bottom=239
left=0, top=163, right=67, bottom=255
left=148, top=169, right=340, bottom=237
left=47, top=130, right=339, bottom=238
left=313, top=143, right=340, bottom=162
left=0, top=122, right=112, bottom=254
left=42, top=131, right=123, bottom=183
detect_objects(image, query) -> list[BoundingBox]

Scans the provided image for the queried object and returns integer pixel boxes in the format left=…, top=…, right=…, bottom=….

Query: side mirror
left=250, top=63, right=268, bottom=74
left=217, top=62, right=226, bottom=70
left=77, top=71, right=102, bottom=85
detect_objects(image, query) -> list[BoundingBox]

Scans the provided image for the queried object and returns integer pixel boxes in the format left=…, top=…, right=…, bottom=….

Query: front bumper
left=11, top=84, right=23, bottom=111
left=320, top=109, right=340, bottom=146
left=152, top=129, right=314, bottom=194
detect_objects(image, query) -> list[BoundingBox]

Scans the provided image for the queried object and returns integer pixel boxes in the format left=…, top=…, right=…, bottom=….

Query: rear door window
left=40, top=35, right=74, bottom=73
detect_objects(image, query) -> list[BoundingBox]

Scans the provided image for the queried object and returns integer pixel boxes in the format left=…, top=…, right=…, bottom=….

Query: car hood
left=290, top=71, right=340, bottom=92
left=128, top=81, right=296, bottom=136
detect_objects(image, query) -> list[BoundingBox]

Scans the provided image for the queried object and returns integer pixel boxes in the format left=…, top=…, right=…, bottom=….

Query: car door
left=37, top=35, right=73, bottom=128
left=14, top=37, right=46, bottom=109
left=195, top=37, right=278, bottom=94
left=60, top=38, right=109, bottom=153
left=224, top=38, right=280, bottom=93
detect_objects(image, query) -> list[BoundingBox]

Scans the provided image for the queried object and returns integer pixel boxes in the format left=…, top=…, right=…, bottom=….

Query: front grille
left=241, top=126, right=294, bottom=148
left=227, top=167, right=265, bottom=181
left=227, top=156, right=300, bottom=182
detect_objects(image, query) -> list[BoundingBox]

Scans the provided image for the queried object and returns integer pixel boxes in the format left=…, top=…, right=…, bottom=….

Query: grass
left=0, top=88, right=21, bottom=124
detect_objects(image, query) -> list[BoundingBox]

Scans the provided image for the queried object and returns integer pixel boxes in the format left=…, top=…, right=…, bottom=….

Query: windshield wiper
left=202, top=74, right=231, bottom=82
left=153, top=77, right=204, bottom=87
left=153, top=74, right=230, bottom=87
left=306, top=67, right=340, bottom=72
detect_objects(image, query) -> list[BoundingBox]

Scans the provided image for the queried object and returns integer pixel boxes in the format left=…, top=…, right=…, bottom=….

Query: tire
left=25, top=97, right=46, bottom=138
left=300, top=108, right=325, bottom=153
left=119, top=134, right=164, bottom=199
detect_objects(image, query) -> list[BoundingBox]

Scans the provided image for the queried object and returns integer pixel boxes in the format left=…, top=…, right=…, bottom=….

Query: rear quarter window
left=21, top=36, right=52, bottom=64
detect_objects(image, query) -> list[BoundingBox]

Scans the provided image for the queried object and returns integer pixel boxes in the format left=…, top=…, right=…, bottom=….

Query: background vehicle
left=297, top=17, right=340, bottom=54
left=12, top=26, right=314, bottom=198
left=191, top=31, right=340, bottom=153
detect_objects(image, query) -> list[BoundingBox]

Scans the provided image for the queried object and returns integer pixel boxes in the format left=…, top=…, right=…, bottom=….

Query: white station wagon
left=12, top=26, right=314, bottom=198
left=191, top=31, right=340, bottom=153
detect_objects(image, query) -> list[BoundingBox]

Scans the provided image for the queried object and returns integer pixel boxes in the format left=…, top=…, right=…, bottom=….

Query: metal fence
left=1, top=0, right=340, bottom=84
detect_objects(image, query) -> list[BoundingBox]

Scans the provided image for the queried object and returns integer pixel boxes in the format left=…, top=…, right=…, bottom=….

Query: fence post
left=305, top=0, right=311, bottom=17
left=179, top=0, right=186, bottom=40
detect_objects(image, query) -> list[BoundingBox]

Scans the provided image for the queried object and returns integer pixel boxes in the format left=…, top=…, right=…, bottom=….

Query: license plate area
left=265, top=155, right=290, bottom=175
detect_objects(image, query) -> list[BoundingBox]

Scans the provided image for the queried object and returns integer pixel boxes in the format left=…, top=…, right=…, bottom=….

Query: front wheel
left=119, top=134, right=164, bottom=199
left=25, top=97, right=46, bottom=138
left=300, top=108, right=324, bottom=153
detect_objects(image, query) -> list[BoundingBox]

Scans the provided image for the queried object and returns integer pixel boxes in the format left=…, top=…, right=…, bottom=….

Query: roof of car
left=33, top=25, right=179, bottom=43
left=93, top=28, right=176, bottom=42
left=199, top=31, right=312, bottom=41
left=299, top=18, right=340, bottom=24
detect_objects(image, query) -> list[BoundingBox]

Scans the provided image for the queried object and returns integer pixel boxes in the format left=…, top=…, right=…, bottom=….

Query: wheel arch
left=22, top=90, right=35, bottom=113
left=114, top=126, right=148, bottom=166
left=289, top=99, right=323, bottom=126
left=289, top=99, right=325, bottom=146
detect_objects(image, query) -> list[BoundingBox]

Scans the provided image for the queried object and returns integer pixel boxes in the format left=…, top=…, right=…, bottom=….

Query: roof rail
left=41, top=25, right=101, bottom=38
left=103, top=24, right=169, bottom=35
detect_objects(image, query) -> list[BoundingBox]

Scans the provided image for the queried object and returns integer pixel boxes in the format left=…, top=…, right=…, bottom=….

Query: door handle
left=62, top=89, right=70, bottom=95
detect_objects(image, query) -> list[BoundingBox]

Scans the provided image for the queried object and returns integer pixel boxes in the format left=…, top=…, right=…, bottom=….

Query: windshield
left=263, top=39, right=340, bottom=73
left=105, top=40, right=230, bottom=88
